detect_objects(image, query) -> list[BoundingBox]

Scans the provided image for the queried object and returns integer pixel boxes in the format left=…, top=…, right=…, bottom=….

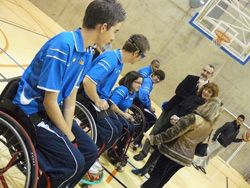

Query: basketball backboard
left=190, top=0, right=250, bottom=65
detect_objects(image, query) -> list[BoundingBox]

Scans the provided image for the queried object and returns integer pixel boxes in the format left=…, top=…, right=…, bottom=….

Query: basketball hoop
left=214, top=29, right=231, bottom=46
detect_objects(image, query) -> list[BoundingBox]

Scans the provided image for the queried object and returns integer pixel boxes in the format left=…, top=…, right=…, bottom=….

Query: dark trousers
left=95, top=109, right=123, bottom=152
left=139, top=148, right=161, bottom=173
left=142, top=155, right=183, bottom=188
left=36, top=120, right=98, bottom=188
left=140, top=110, right=171, bottom=155
left=114, top=114, right=134, bottom=155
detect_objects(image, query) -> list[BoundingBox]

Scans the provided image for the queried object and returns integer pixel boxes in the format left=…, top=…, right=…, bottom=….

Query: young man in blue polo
left=12, top=0, right=126, bottom=187
left=133, top=69, right=165, bottom=148
left=82, top=34, right=150, bottom=151
left=138, top=59, right=160, bottom=78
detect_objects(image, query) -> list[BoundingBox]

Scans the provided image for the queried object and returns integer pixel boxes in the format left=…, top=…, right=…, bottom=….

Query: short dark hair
left=238, top=114, right=245, bottom=120
left=151, top=59, right=160, bottom=65
left=119, top=71, right=143, bottom=91
left=122, top=34, right=150, bottom=54
left=152, top=69, right=165, bottom=81
left=83, top=0, right=126, bottom=29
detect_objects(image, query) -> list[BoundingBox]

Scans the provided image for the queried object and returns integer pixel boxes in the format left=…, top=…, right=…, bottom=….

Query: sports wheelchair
left=75, top=95, right=146, bottom=171
left=0, top=77, right=38, bottom=188
left=0, top=78, right=99, bottom=188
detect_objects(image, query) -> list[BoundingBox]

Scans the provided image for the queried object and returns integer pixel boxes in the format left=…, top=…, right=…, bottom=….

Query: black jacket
left=165, top=75, right=199, bottom=112
left=213, top=121, right=242, bottom=147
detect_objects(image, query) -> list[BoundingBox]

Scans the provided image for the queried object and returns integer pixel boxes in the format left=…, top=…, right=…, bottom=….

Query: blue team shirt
left=138, top=65, right=152, bottom=78
left=110, top=86, right=136, bottom=112
left=13, top=28, right=93, bottom=115
left=85, top=49, right=123, bottom=100
left=137, top=77, right=153, bottom=109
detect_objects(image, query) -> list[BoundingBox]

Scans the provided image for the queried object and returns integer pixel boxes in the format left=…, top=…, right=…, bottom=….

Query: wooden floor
left=0, top=0, right=249, bottom=188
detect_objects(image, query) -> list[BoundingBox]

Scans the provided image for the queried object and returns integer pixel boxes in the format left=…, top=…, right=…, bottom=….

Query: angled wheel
left=127, top=104, right=146, bottom=142
left=74, top=101, right=97, bottom=144
left=0, top=111, right=38, bottom=188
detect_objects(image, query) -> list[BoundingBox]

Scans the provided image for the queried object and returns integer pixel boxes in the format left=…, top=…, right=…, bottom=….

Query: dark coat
left=213, top=121, right=242, bottom=147
left=165, top=75, right=199, bottom=112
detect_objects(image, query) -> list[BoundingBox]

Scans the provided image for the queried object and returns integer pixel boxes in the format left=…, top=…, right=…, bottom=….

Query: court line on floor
left=102, top=166, right=127, bottom=188
left=0, top=47, right=25, bottom=70
left=0, top=19, right=49, bottom=38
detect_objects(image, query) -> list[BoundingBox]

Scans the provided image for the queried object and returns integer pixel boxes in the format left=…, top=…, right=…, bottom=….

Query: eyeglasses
left=134, top=80, right=142, bottom=85
left=128, top=39, right=145, bottom=59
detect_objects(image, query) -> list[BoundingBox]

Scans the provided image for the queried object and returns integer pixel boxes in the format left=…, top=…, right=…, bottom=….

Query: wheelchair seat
left=0, top=77, right=37, bottom=142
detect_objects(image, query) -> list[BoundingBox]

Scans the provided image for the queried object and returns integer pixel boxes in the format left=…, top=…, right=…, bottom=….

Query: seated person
left=82, top=34, right=150, bottom=152
left=132, top=82, right=219, bottom=176
left=133, top=69, right=165, bottom=148
left=137, top=59, right=160, bottom=78
left=11, top=0, right=127, bottom=186
left=107, top=71, right=143, bottom=162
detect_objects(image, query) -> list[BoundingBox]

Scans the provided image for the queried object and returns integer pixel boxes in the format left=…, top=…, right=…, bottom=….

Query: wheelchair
left=0, top=78, right=99, bottom=188
left=75, top=95, right=146, bottom=171
left=131, top=99, right=157, bottom=151
left=0, top=77, right=38, bottom=188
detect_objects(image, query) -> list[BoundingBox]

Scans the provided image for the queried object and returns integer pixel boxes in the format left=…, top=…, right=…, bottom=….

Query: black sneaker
left=133, top=152, right=146, bottom=161
left=199, top=166, right=207, bottom=174
left=192, top=162, right=200, bottom=170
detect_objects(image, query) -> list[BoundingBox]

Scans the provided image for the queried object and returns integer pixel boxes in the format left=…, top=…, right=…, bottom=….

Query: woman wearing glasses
left=107, top=71, right=143, bottom=164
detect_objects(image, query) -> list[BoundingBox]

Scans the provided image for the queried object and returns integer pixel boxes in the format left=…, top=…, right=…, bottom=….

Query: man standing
left=134, top=64, right=215, bottom=161
left=193, top=114, right=247, bottom=174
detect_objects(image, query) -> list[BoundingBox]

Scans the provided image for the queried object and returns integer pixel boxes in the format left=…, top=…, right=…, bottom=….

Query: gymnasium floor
left=0, top=0, right=249, bottom=187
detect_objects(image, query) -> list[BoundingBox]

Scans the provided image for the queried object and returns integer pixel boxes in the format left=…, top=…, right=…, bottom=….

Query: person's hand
left=123, top=112, right=135, bottom=122
left=143, top=132, right=151, bottom=141
left=170, top=115, right=179, bottom=125
left=161, top=101, right=168, bottom=111
left=95, top=98, right=109, bottom=110
left=242, top=138, right=250, bottom=142
left=150, top=106, right=156, bottom=113
left=71, top=138, right=78, bottom=148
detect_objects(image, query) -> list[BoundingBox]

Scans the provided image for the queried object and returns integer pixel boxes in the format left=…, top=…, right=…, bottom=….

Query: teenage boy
left=13, top=0, right=126, bottom=187
left=82, top=34, right=150, bottom=151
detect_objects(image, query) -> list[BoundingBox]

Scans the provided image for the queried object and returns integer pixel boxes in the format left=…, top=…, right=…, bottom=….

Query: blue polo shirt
left=85, top=49, right=123, bottom=100
left=138, top=65, right=152, bottom=78
left=137, top=77, right=153, bottom=109
left=13, top=28, right=93, bottom=115
left=110, top=86, right=136, bottom=112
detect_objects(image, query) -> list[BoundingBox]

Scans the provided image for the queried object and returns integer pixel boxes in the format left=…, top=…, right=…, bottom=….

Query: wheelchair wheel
left=74, top=101, right=97, bottom=144
left=127, top=104, right=146, bottom=142
left=0, top=111, right=38, bottom=188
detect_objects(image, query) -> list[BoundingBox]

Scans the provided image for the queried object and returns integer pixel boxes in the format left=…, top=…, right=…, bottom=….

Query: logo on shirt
left=20, top=88, right=40, bottom=105
left=79, top=60, right=84, bottom=65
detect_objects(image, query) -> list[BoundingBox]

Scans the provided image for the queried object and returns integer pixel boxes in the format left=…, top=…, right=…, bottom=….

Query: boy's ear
left=133, top=50, right=140, bottom=57
left=95, top=23, right=108, bottom=33
left=100, top=23, right=108, bottom=32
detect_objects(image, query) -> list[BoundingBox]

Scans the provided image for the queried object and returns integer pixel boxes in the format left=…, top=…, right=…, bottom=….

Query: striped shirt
left=13, top=28, right=93, bottom=115
left=138, top=65, right=152, bottom=78
left=137, top=77, right=153, bottom=109
left=110, top=85, right=136, bottom=112
left=85, top=49, right=123, bottom=100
